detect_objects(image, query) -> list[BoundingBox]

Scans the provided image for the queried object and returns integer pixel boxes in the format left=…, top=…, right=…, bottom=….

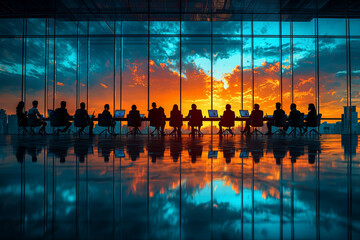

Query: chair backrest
left=98, top=114, right=112, bottom=127
left=51, top=109, right=66, bottom=127
left=127, top=111, right=141, bottom=127
left=27, top=113, right=38, bottom=126
left=190, top=109, right=203, bottom=127
left=292, top=112, right=304, bottom=127
left=274, top=114, right=287, bottom=127
left=251, top=110, right=263, bottom=127
left=316, top=114, right=322, bottom=127
left=222, top=111, right=235, bottom=127
left=74, top=110, right=87, bottom=128
left=170, top=111, right=183, bottom=127
left=149, top=109, right=161, bottom=127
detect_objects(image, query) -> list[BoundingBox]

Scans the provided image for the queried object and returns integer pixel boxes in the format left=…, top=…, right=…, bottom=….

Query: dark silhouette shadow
left=218, top=104, right=235, bottom=136
left=169, top=104, right=183, bottom=136
left=126, top=139, right=144, bottom=161
left=188, top=139, right=203, bottom=163
left=147, top=138, right=166, bottom=163
left=243, top=103, right=264, bottom=135
left=74, top=138, right=93, bottom=163
left=74, top=102, right=94, bottom=135
left=127, top=105, right=142, bottom=136
left=170, top=137, right=183, bottom=162
left=48, top=137, right=71, bottom=163
left=187, top=104, right=203, bottom=136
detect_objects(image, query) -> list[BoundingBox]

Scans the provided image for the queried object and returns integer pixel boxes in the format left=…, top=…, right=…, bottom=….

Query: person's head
left=226, top=104, right=231, bottom=110
left=191, top=104, right=197, bottom=110
left=32, top=100, right=38, bottom=108
left=152, top=102, right=156, bottom=108
left=16, top=101, right=25, bottom=110
left=276, top=102, right=281, bottom=110
left=159, top=106, right=164, bottom=113
left=172, top=104, right=179, bottom=111
left=254, top=104, right=260, bottom=110
left=104, top=104, right=109, bottom=110
left=80, top=102, right=85, bottom=109
left=308, top=103, right=316, bottom=112
left=131, top=104, right=137, bottom=110
left=61, top=101, right=66, bottom=108
left=290, top=103, right=296, bottom=110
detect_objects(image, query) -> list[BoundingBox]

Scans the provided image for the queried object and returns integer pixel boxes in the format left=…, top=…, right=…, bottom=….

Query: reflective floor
left=0, top=134, right=359, bottom=240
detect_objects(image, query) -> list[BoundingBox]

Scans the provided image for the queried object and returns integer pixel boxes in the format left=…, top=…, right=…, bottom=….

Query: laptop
left=240, top=110, right=250, bottom=117
left=48, top=109, right=54, bottom=117
left=240, top=151, right=249, bottom=158
left=267, top=115, right=273, bottom=119
left=114, top=110, right=125, bottom=118
left=208, top=110, right=218, bottom=118
left=140, top=114, right=145, bottom=118
left=208, top=151, right=218, bottom=158
left=115, top=149, right=125, bottom=158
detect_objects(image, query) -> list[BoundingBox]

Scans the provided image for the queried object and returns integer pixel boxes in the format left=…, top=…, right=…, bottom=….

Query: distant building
left=341, top=106, right=358, bottom=134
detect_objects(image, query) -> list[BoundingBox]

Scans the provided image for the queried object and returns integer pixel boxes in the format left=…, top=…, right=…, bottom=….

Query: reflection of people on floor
left=74, top=139, right=93, bottom=163
left=49, top=138, right=71, bottom=163
left=15, top=145, right=26, bottom=163
left=147, top=139, right=165, bottom=163
left=126, top=140, right=144, bottom=161
left=271, top=139, right=288, bottom=165
left=98, top=139, right=114, bottom=162
left=170, top=138, right=183, bottom=162
left=307, top=140, right=321, bottom=164
left=219, top=138, right=236, bottom=164
left=246, top=136, right=264, bottom=163
left=288, top=139, right=305, bottom=163
left=188, top=139, right=203, bottom=163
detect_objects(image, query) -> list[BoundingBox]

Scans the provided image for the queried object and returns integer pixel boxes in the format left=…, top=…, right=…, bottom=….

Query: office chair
left=28, top=113, right=43, bottom=135
left=303, top=114, right=322, bottom=136
left=50, top=111, right=72, bottom=136
left=218, top=115, right=235, bottom=136
left=73, top=114, right=89, bottom=136
left=98, top=114, right=114, bottom=136
left=288, top=113, right=304, bottom=136
left=188, top=110, right=203, bottom=136
left=273, top=114, right=287, bottom=135
left=250, top=112, right=264, bottom=135
left=169, top=114, right=183, bottom=136
left=126, top=113, right=142, bottom=136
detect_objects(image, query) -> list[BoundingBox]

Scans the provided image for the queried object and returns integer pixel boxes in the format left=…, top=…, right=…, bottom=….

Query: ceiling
left=0, top=0, right=359, bottom=21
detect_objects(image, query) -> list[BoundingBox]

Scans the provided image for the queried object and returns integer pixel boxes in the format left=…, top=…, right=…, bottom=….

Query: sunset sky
left=0, top=18, right=360, bottom=120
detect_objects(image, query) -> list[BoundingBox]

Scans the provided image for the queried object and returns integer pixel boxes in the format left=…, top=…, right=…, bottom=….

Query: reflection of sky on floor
left=0, top=134, right=359, bottom=239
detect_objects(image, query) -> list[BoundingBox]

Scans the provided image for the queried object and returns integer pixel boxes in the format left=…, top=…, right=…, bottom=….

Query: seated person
left=102, top=104, right=116, bottom=132
left=169, top=104, right=183, bottom=135
left=283, top=103, right=301, bottom=132
left=128, top=104, right=142, bottom=128
left=265, top=102, right=286, bottom=135
left=16, top=101, right=27, bottom=127
left=158, top=106, right=166, bottom=135
left=242, top=104, right=263, bottom=135
left=219, top=104, right=235, bottom=134
left=28, top=100, right=47, bottom=134
left=187, top=104, right=203, bottom=136
left=53, top=101, right=72, bottom=133
left=149, top=102, right=161, bottom=129
left=74, top=102, right=94, bottom=135
left=304, top=103, right=317, bottom=132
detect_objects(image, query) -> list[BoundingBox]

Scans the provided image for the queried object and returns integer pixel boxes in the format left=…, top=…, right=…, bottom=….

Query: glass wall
left=0, top=16, right=359, bottom=133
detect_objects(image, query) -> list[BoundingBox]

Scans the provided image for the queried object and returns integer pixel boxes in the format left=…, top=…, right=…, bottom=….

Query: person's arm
left=35, top=109, right=41, bottom=118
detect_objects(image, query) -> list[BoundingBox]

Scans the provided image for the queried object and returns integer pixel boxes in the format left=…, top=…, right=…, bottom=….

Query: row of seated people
left=242, top=102, right=319, bottom=135
left=16, top=99, right=319, bottom=136
left=16, top=100, right=115, bottom=136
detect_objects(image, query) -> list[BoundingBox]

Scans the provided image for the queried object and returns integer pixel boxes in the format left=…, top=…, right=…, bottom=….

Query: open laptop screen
left=114, top=110, right=125, bottom=118
left=240, top=110, right=250, bottom=117
left=208, top=110, right=218, bottom=118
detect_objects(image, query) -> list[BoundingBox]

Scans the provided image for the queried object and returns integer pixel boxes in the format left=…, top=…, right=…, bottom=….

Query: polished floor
left=0, top=134, right=359, bottom=240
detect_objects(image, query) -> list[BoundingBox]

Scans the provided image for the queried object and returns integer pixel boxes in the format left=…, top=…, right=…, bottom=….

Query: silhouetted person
left=54, top=101, right=72, bottom=133
left=187, top=104, right=203, bottom=136
left=288, top=138, right=305, bottom=163
left=304, top=103, right=317, bottom=132
left=158, top=106, right=166, bottom=136
left=169, top=104, right=183, bottom=136
left=219, top=104, right=235, bottom=135
left=222, top=141, right=235, bottom=164
left=265, top=102, right=286, bottom=135
left=242, top=104, right=263, bottom=135
left=28, top=100, right=47, bottom=134
left=283, top=103, right=301, bottom=132
left=74, top=139, right=93, bottom=163
left=49, top=137, right=71, bottom=163
left=127, top=105, right=142, bottom=135
left=149, top=102, right=163, bottom=135
left=307, top=140, right=320, bottom=164
left=74, top=102, right=94, bottom=135
left=102, top=104, right=116, bottom=133
left=126, top=138, right=144, bottom=161
left=16, top=101, right=28, bottom=127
